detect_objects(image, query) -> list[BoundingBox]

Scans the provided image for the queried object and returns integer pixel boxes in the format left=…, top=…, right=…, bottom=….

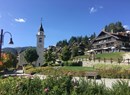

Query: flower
left=44, top=87, right=49, bottom=93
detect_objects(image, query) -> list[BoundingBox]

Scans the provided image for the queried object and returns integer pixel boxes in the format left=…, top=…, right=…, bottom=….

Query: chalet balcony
left=92, top=46, right=116, bottom=51
left=93, top=40, right=116, bottom=46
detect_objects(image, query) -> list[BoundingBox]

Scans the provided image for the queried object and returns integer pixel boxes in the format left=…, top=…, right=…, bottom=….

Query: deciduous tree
left=24, top=48, right=39, bottom=66
left=61, top=46, right=71, bottom=61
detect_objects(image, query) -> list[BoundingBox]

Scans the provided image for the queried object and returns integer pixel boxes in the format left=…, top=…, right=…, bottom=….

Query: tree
left=71, top=46, right=78, bottom=58
left=104, top=21, right=125, bottom=33
left=24, top=48, right=39, bottom=66
left=77, top=36, right=82, bottom=44
left=90, top=32, right=96, bottom=41
left=68, top=36, right=77, bottom=45
left=0, top=53, right=18, bottom=70
left=115, top=21, right=125, bottom=32
left=78, top=43, right=85, bottom=55
left=56, top=40, right=68, bottom=47
left=44, top=49, right=56, bottom=64
left=61, top=46, right=71, bottom=61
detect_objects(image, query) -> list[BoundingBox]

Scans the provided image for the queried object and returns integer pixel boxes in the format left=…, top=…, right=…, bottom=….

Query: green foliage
left=61, top=46, right=71, bottom=61
left=43, top=75, right=73, bottom=95
left=56, top=39, right=68, bottom=48
left=0, top=76, right=130, bottom=95
left=95, top=52, right=124, bottom=61
left=55, top=33, right=96, bottom=59
left=74, top=79, right=109, bottom=95
left=71, top=46, right=79, bottom=57
left=44, top=49, right=56, bottom=65
left=94, top=64, right=130, bottom=78
left=105, top=21, right=125, bottom=33
left=24, top=66, right=95, bottom=77
left=24, top=63, right=130, bottom=78
left=24, top=48, right=39, bottom=65
left=110, top=80, right=130, bottom=95
left=63, top=61, right=82, bottom=66
left=0, top=77, right=43, bottom=95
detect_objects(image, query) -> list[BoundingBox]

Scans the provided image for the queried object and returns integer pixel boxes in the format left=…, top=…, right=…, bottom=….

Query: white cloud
left=89, top=6, right=103, bottom=14
left=14, top=18, right=26, bottom=23
left=123, top=25, right=129, bottom=29
left=89, top=7, right=97, bottom=14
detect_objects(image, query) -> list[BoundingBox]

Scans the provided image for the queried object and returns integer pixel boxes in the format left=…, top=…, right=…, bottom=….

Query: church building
left=18, top=23, right=45, bottom=66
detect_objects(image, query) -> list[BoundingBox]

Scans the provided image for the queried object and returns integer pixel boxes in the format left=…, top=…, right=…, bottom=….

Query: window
left=39, top=38, right=42, bottom=42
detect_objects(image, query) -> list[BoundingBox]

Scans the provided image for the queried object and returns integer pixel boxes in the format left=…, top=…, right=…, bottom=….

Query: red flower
left=44, top=87, right=49, bottom=93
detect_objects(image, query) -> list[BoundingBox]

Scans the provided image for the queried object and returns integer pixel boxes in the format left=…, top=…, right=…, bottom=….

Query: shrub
left=63, top=61, right=82, bottom=66
left=0, top=76, right=130, bottom=94
left=110, top=80, right=130, bottom=95
left=94, top=64, right=130, bottom=78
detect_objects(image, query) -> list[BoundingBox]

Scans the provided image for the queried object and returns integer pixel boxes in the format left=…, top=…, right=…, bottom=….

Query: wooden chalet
left=91, top=30, right=130, bottom=53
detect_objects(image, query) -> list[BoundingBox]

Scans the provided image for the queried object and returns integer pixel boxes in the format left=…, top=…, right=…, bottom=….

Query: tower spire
left=41, top=17, right=42, bottom=23
left=39, top=18, right=44, bottom=32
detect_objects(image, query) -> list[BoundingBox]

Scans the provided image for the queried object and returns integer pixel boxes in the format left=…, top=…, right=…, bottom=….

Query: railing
left=93, top=40, right=116, bottom=46
left=73, top=57, right=130, bottom=64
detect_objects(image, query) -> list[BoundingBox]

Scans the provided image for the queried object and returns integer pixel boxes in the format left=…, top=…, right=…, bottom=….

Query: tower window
left=39, top=38, right=42, bottom=42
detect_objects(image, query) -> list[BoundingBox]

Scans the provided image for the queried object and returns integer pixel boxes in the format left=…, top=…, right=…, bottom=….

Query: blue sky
left=0, top=0, right=130, bottom=48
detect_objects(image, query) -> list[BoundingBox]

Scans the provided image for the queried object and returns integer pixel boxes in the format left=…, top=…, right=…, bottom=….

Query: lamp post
left=0, top=29, right=14, bottom=60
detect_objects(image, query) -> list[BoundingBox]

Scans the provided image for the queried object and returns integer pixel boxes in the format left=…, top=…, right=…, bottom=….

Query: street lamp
left=0, top=29, right=14, bottom=60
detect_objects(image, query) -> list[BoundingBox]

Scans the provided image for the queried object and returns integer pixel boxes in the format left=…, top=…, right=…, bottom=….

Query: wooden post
left=110, top=58, right=113, bottom=64
left=94, top=57, right=95, bottom=62
left=98, top=57, right=100, bottom=63
left=104, top=58, right=106, bottom=63
left=128, top=59, right=130, bottom=64
left=118, top=58, right=121, bottom=64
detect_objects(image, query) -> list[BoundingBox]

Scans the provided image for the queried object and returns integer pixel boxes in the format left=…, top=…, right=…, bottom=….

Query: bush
left=0, top=76, right=130, bottom=94
left=94, top=64, right=130, bottom=78
left=63, top=61, right=82, bottom=66
left=111, top=80, right=130, bottom=95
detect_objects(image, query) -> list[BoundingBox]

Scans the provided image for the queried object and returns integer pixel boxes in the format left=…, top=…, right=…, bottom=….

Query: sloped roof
left=97, top=31, right=119, bottom=39
left=92, top=30, right=129, bottom=44
left=39, top=23, right=44, bottom=32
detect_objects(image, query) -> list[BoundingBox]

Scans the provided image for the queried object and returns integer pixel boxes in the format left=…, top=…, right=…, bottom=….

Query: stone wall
left=73, top=58, right=130, bottom=67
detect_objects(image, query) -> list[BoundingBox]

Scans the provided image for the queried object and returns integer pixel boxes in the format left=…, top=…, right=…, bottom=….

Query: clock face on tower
left=38, top=44, right=42, bottom=48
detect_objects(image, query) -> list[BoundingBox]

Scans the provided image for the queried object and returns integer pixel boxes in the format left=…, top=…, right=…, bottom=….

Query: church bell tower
left=36, top=22, right=45, bottom=66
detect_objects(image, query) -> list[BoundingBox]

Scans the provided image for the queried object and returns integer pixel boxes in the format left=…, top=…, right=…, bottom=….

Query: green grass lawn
left=25, top=65, right=95, bottom=77
left=62, top=66, right=95, bottom=71
left=95, top=52, right=124, bottom=60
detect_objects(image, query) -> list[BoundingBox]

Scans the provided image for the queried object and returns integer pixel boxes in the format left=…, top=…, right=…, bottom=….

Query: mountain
left=2, top=46, right=36, bottom=55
